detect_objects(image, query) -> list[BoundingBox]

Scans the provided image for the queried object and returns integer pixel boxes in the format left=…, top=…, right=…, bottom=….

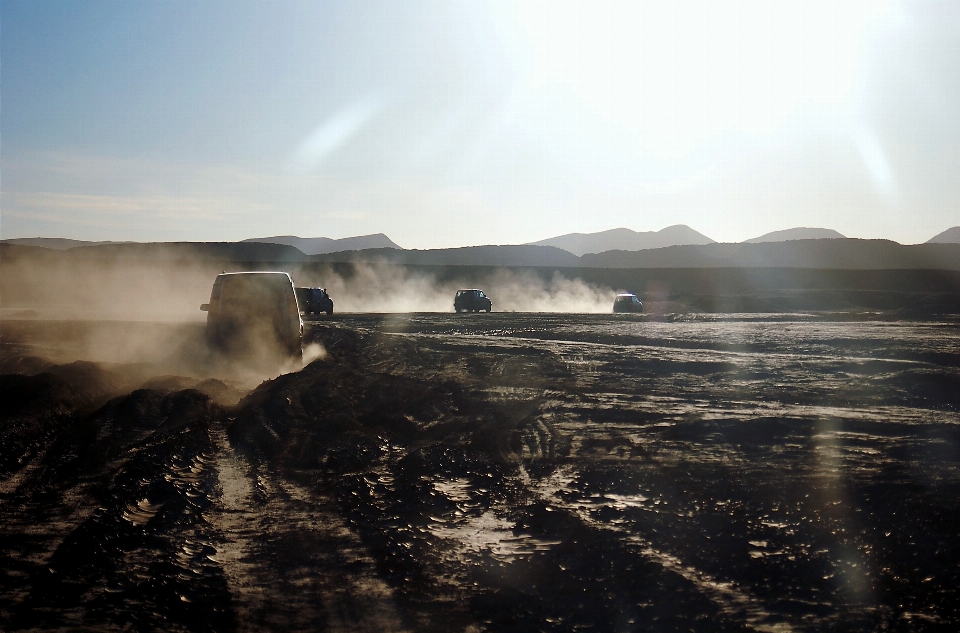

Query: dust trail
left=3, top=248, right=615, bottom=388
left=302, top=342, right=327, bottom=364
left=294, top=264, right=615, bottom=313
left=4, top=247, right=616, bottom=321
left=0, top=251, right=219, bottom=322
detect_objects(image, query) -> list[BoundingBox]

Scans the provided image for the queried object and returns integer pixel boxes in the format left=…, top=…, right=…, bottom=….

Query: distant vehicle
left=201, top=272, right=303, bottom=363
left=454, top=289, right=492, bottom=313
left=613, top=293, right=643, bottom=313
left=295, top=287, right=334, bottom=316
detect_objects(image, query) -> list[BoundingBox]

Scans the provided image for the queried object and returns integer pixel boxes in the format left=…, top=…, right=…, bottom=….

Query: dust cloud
left=2, top=251, right=612, bottom=388
left=301, top=342, right=328, bottom=364
left=2, top=253, right=615, bottom=321
left=292, top=264, right=615, bottom=313
left=0, top=253, right=219, bottom=322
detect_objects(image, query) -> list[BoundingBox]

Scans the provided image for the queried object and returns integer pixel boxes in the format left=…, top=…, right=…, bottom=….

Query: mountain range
left=0, top=238, right=129, bottom=250
left=4, top=225, right=959, bottom=271
left=6, top=225, right=959, bottom=255
left=4, top=237, right=959, bottom=271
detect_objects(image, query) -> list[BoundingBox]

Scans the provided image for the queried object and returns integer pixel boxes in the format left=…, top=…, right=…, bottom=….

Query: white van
left=201, top=272, right=303, bottom=363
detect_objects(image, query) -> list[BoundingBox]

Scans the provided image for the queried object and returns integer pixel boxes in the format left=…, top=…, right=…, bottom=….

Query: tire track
left=210, top=426, right=409, bottom=633
left=4, top=390, right=233, bottom=631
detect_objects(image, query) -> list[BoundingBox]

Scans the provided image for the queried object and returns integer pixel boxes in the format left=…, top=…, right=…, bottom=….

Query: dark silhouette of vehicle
left=201, top=272, right=303, bottom=364
left=454, top=289, right=492, bottom=313
left=295, top=287, right=334, bottom=316
left=612, top=293, right=643, bottom=313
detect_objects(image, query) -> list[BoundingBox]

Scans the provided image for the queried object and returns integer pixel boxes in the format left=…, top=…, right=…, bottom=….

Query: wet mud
left=2, top=313, right=959, bottom=631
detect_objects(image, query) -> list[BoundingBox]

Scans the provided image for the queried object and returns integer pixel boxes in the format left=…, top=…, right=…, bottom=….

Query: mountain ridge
left=310, top=244, right=581, bottom=267
left=4, top=226, right=957, bottom=253
left=0, top=238, right=129, bottom=250
left=0, top=241, right=308, bottom=262
left=927, top=227, right=960, bottom=244
left=241, top=233, right=401, bottom=255
left=527, top=224, right=715, bottom=256
left=580, top=239, right=960, bottom=270
left=743, top=227, right=845, bottom=243
left=3, top=238, right=959, bottom=270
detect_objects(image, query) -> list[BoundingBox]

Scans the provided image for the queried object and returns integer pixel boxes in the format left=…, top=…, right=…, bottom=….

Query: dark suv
left=612, top=293, right=643, bottom=313
left=295, top=287, right=334, bottom=316
left=454, top=289, right=492, bottom=313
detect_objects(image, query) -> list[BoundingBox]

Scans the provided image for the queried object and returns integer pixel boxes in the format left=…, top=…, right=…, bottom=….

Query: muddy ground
left=2, top=313, right=959, bottom=632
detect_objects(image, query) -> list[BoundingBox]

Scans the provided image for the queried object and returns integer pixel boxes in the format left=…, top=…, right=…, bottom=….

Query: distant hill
left=57, top=242, right=307, bottom=262
left=242, top=233, right=401, bottom=255
left=743, top=228, right=845, bottom=243
left=580, top=239, right=960, bottom=270
left=527, top=225, right=715, bottom=256
left=4, top=237, right=959, bottom=271
left=0, top=234, right=400, bottom=256
left=927, top=227, right=960, bottom=244
left=312, top=244, right=581, bottom=267
left=0, top=237, right=125, bottom=249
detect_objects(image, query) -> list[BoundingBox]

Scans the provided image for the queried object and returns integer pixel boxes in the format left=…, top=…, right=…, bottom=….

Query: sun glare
left=497, top=1, right=897, bottom=154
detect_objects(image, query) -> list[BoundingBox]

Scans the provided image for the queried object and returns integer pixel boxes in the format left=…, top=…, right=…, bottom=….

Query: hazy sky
left=2, top=0, right=958, bottom=247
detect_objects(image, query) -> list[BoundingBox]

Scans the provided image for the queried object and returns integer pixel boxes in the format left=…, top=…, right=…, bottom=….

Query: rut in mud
left=2, top=314, right=959, bottom=631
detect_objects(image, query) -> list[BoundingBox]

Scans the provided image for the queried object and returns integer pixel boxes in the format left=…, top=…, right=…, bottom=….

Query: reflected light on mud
left=814, top=417, right=878, bottom=610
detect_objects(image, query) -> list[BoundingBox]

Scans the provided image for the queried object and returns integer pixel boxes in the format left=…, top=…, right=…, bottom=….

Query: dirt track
left=2, top=313, right=960, bottom=631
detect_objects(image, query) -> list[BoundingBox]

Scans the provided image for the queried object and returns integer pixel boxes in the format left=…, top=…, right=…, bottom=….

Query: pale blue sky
left=2, top=0, right=958, bottom=247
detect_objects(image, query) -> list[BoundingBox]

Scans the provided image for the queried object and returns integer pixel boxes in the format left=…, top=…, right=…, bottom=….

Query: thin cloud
left=4, top=191, right=230, bottom=218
